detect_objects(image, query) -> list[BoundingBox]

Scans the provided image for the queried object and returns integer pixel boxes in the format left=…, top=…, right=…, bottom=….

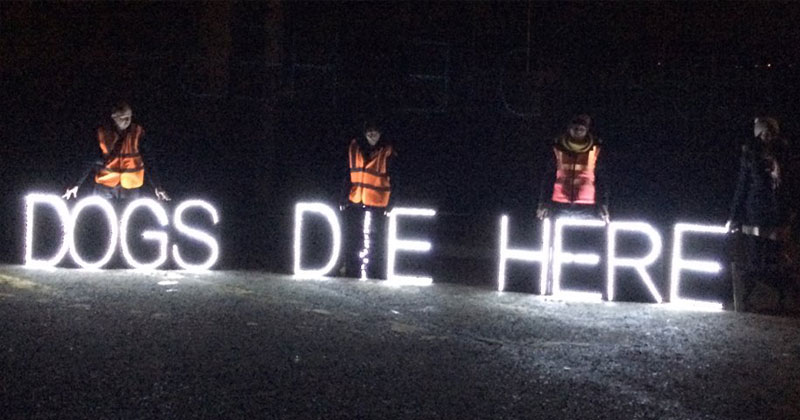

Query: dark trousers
left=551, top=202, right=599, bottom=219
left=547, top=202, right=607, bottom=297
left=93, top=184, right=142, bottom=201
left=86, top=184, right=159, bottom=268
left=343, top=206, right=387, bottom=279
left=71, top=186, right=138, bottom=268
left=732, top=233, right=792, bottom=310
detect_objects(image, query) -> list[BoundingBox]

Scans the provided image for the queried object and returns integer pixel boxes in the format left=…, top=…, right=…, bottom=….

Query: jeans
left=93, top=184, right=142, bottom=201
left=342, top=205, right=387, bottom=280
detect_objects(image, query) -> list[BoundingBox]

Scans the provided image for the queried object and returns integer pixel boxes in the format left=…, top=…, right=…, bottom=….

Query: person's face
left=365, top=129, right=381, bottom=146
left=754, top=121, right=768, bottom=141
left=568, top=124, right=588, bottom=140
left=112, top=109, right=132, bottom=131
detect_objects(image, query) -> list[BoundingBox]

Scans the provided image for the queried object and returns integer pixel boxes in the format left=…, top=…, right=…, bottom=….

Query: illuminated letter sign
left=552, top=218, right=605, bottom=300
left=24, top=194, right=219, bottom=271
left=120, top=198, right=170, bottom=270
left=25, top=193, right=71, bottom=269
left=669, top=223, right=727, bottom=311
left=172, top=200, right=220, bottom=271
left=606, top=222, right=664, bottom=303
left=386, top=207, right=436, bottom=286
left=27, top=193, right=734, bottom=308
left=293, top=202, right=341, bottom=278
left=497, top=216, right=550, bottom=293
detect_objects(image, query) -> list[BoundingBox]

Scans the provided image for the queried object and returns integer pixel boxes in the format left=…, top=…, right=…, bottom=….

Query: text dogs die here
left=25, top=196, right=727, bottom=309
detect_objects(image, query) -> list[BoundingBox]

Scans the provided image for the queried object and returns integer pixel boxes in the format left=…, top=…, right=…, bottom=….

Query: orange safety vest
left=94, top=124, right=145, bottom=189
left=551, top=143, right=600, bottom=205
left=348, top=139, right=392, bottom=208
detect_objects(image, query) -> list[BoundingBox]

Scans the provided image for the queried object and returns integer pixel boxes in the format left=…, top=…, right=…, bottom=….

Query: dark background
left=2, top=1, right=799, bottom=297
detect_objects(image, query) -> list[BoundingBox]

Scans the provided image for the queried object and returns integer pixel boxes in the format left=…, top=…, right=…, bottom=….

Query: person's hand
left=155, top=187, right=171, bottom=201
left=725, top=220, right=740, bottom=233
left=536, top=203, right=550, bottom=220
left=339, top=203, right=347, bottom=211
left=62, top=186, right=79, bottom=200
left=599, top=204, right=611, bottom=224
left=776, top=225, right=792, bottom=244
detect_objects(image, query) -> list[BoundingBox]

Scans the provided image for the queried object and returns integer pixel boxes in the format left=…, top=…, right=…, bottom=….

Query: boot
left=732, top=265, right=756, bottom=312
left=731, top=263, right=747, bottom=312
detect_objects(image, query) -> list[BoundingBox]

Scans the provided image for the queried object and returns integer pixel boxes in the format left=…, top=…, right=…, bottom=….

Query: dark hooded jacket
left=729, top=138, right=788, bottom=228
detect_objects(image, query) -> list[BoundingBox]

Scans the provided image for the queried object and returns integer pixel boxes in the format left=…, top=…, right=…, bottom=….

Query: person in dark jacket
left=727, top=117, right=793, bottom=311
left=63, top=101, right=169, bottom=202
left=339, top=118, right=395, bottom=280
left=537, top=114, right=609, bottom=222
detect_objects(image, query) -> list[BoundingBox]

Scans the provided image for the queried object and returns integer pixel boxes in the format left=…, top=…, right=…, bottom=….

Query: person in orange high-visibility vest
left=537, top=114, right=609, bottom=222
left=536, top=114, right=609, bottom=296
left=339, top=118, right=395, bottom=280
left=63, top=102, right=169, bottom=202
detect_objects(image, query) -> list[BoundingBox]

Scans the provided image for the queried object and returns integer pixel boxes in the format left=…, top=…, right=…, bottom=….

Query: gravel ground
left=1, top=264, right=799, bottom=419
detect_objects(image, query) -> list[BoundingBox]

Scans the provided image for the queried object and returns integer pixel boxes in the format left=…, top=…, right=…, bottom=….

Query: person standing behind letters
left=63, top=101, right=170, bottom=202
left=537, top=114, right=609, bottom=221
left=536, top=114, right=609, bottom=296
left=727, top=117, right=795, bottom=312
left=339, top=118, right=395, bottom=280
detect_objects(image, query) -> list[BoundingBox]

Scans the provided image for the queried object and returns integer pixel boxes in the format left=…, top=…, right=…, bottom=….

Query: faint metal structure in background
left=403, top=39, right=451, bottom=114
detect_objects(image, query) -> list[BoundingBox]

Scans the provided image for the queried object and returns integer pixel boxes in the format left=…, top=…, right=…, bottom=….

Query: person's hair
left=754, top=116, right=780, bottom=138
left=363, top=118, right=382, bottom=133
left=111, top=101, right=132, bottom=116
left=569, top=114, right=592, bottom=129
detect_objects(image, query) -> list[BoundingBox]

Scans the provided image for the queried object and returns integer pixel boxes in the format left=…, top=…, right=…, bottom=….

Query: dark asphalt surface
left=1, top=265, right=799, bottom=420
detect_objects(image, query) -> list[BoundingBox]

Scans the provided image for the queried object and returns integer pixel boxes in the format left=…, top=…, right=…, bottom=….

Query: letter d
left=25, top=193, right=71, bottom=268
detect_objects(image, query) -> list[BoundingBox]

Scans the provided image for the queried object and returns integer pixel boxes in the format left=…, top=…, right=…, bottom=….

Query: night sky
left=2, top=2, right=799, bottom=289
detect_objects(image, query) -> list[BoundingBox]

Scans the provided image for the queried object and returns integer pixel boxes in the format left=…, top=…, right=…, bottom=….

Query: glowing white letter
left=68, top=196, right=119, bottom=269
left=387, top=207, right=436, bottom=286
left=498, top=216, right=551, bottom=293
left=552, top=218, right=605, bottom=300
left=25, top=193, right=71, bottom=268
left=670, top=223, right=727, bottom=311
left=607, top=221, right=663, bottom=303
left=293, top=202, right=341, bottom=278
left=120, top=199, right=170, bottom=270
left=172, top=200, right=220, bottom=271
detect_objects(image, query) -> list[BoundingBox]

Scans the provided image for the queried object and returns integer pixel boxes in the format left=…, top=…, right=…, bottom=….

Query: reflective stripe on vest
left=95, top=124, right=145, bottom=189
left=551, top=145, right=599, bottom=205
left=348, top=140, right=392, bottom=207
